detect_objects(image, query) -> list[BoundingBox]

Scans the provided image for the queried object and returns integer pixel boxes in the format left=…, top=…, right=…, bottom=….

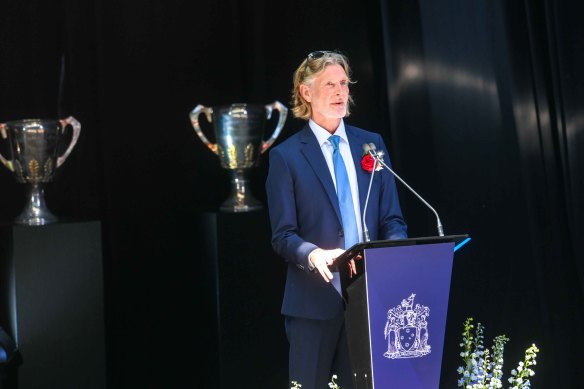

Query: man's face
left=301, top=64, right=350, bottom=128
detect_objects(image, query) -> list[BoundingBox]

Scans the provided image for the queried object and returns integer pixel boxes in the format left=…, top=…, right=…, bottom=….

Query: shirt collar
left=308, top=119, right=347, bottom=147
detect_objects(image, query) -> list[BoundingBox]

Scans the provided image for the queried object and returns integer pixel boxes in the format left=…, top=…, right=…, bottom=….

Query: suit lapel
left=346, top=125, right=370, bottom=217
left=299, top=125, right=342, bottom=223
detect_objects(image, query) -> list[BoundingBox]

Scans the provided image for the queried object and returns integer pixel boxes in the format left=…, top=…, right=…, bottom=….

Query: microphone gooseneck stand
left=367, top=145, right=445, bottom=237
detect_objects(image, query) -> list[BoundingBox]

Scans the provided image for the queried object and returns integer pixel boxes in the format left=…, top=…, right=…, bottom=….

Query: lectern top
left=333, top=234, right=470, bottom=266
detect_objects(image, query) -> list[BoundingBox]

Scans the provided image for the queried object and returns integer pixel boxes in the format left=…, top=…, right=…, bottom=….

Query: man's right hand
left=309, top=248, right=345, bottom=283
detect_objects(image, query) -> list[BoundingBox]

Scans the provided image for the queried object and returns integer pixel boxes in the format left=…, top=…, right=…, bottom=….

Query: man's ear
left=299, top=84, right=311, bottom=103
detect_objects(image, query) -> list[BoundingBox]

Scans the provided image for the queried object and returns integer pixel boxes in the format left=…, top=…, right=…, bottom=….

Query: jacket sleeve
left=265, top=147, right=317, bottom=270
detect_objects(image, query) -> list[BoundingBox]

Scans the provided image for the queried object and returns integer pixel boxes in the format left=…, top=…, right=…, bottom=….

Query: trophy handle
left=261, top=101, right=288, bottom=154
left=190, top=105, right=218, bottom=155
left=0, top=123, right=14, bottom=171
left=57, top=116, right=81, bottom=167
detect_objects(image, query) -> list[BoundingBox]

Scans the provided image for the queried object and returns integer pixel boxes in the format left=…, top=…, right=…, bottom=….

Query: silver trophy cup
left=0, top=117, right=81, bottom=225
left=190, top=101, right=287, bottom=212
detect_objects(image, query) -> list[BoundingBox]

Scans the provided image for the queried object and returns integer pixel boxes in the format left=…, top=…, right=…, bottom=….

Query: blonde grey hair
left=291, top=51, right=355, bottom=120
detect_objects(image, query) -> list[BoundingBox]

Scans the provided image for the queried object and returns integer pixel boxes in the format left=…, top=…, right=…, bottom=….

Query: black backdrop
left=1, top=0, right=583, bottom=388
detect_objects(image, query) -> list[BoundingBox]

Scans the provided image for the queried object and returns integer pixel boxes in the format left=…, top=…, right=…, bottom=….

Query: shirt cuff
left=307, top=248, right=318, bottom=271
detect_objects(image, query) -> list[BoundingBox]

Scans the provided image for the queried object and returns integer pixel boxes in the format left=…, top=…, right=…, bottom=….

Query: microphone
left=361, top=144, right=380, bottom=242
left=369, top=145, right=445, bottom=237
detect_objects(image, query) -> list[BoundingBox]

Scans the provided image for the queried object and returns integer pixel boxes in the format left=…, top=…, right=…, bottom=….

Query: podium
left=336, top=235, right=469, bottom=389
left=200, top=210, right=289, bottom=388
left=0, top=221, right=106, bottom=389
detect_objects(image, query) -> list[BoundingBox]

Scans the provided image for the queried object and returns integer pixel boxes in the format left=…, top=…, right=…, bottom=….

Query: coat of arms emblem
left=383, top=293, right=431, bottom=359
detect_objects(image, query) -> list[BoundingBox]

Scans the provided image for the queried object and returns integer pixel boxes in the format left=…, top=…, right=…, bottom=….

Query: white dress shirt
left=308, top=119, right=364, bottom=243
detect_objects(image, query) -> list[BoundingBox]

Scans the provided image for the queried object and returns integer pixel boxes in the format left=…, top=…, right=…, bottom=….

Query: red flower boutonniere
left=361, top=144, right=382, bottom=173
left=361, top=153, right=376, bottom=173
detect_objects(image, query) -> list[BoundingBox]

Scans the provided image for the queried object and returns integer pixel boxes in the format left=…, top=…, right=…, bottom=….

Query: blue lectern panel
left=365, top=242, right=454, bottom=389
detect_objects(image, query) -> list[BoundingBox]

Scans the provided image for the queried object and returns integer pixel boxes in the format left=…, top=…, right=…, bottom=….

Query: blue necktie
left=329, top=135, right=359, bottom=295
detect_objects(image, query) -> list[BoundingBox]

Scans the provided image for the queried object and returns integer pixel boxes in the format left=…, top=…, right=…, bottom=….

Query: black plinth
left=0, top=221, right=106, bottom=389
left=202, top=210, right=288, bottom=389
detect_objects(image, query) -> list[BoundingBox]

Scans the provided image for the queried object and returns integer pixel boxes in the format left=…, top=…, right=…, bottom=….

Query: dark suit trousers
left=285, top=311, right=355, bottom=389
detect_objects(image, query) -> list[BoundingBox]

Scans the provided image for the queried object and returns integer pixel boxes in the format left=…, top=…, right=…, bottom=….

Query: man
left=265, top=50, right=407, bottom=389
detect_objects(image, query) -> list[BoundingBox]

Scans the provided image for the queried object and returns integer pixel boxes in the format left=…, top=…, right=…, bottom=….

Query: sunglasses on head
left=303, top=50, right=337, bottom=73
left=307, top=50, right=336, bottom=61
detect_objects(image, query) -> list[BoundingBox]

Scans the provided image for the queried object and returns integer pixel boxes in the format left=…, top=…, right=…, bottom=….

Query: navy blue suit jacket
left=265, top=123, right=407, bottom=320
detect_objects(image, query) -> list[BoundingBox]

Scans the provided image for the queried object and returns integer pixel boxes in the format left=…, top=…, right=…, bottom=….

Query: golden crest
left=244, top=143, right=255, bottom=166
left=44, top=158, right=53, bottom=178
left=227, top=144, right=237, bottom=169
left=28, top=159, right=40, bottom=181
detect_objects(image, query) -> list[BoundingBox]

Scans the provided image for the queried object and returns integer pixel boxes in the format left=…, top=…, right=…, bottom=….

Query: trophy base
left=220, top=170, right=264, bottom=213
left=15, top=215, right=58, bottom=226
left=15, top=209, right=58, bottom=226
left=220, top=195, right=263, bottom=213
left=15, top=184, right=59, bottom=226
